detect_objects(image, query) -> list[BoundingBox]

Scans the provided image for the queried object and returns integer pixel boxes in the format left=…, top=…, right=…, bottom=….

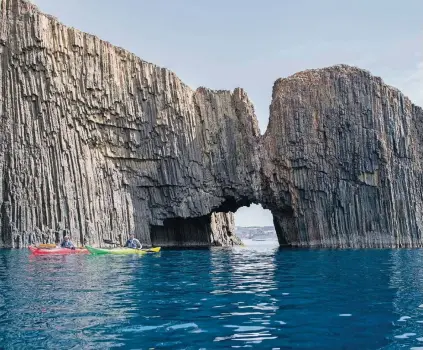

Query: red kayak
left=28, top=246, right=89, bottom=255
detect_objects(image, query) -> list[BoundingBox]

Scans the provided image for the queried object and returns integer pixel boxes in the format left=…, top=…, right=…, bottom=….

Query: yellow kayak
left=86, top=246, right=161, bottom=255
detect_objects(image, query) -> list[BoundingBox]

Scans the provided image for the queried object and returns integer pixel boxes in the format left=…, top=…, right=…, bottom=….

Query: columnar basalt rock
left=0, top=0, right=260, bottom=247
left=1, top=0, right=423, bottom=248
left=261, top=66, right=423, bottom=247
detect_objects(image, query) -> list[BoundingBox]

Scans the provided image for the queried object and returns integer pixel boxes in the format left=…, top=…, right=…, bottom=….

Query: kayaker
left=125, top=234, right=142, bottom=249
left=60, top=236, right=75, bottom=250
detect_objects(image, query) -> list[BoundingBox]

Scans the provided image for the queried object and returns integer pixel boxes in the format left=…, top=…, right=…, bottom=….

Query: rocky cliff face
left=1, top=0, right=422, bottom=248
left=261, top=66, right=423, bottom=247
left=0, top=0, right=259, bottom=247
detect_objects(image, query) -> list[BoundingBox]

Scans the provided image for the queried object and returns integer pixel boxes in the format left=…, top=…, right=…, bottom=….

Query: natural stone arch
left=1, top=0, right=423, bottom=249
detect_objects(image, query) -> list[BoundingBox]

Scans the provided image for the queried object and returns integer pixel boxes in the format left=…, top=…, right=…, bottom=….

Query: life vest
left=61, top=240, right=74, bottom=248
left=126, top=239, right=138, bottom=248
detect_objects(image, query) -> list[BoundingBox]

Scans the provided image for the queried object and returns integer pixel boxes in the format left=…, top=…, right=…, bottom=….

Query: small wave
left=224, top=325, right=266, bottom=332
left=233, top=336, right=277, bottom=342
left=156, top=340, right=182, bottom=347
left=228, top=312, right=264, bottom=316
left=339, top=314, right=352, bottom=317
left=398, top=316, right=411, bottom=322
left=119, top=324, right=168, bottom=333
left=167, top=322, right=199, bottom=331
left=394, top=333, right=416, bottom=339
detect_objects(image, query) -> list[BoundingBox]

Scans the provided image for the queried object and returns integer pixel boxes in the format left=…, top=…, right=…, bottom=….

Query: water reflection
left=387, top=249, right=423, bottom=349
left=2, top=246, right=423, bottom=349
left=209, top=245, right=279, bottom=346
left=271, top=249, right=398, bottom=349
left=1, top=252, right=139, bottom=348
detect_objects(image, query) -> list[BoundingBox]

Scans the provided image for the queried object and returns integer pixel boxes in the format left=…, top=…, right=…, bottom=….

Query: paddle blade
left=38, top=244, right=56, bottom=249
left=103, top=239, right=119, bottom=245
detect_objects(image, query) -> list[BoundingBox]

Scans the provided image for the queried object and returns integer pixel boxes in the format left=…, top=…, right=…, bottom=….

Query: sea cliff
left=1, top=0, right=422, bottom=248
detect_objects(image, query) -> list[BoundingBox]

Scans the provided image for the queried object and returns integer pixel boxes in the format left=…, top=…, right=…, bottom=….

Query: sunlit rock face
left=1, top=0, right=422, bottom=248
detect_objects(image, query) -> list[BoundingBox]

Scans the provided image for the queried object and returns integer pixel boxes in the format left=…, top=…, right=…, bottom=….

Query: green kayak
left=86, top=245, right=161, bottom=255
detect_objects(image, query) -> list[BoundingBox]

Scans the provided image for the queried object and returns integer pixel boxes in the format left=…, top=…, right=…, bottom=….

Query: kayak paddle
left=103, top=239, right=120, bottom=246
left=37, top=243, right=57, bottom=249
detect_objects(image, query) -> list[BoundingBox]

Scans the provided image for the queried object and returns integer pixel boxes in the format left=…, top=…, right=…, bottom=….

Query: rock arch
left=1, top=0, right=423, bottom=248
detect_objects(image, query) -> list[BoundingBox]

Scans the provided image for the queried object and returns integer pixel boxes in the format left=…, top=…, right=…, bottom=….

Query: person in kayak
left=60, top=236, right=75, bottom=250
left=125, top=234, right=142, bottom=249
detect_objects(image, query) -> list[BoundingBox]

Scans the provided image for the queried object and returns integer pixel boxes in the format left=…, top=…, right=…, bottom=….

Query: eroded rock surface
left=0, top=0, right=260, bottom=247
left=1, top=0, right=423, bottom=248
left=262, top=66, right=423, bottom=247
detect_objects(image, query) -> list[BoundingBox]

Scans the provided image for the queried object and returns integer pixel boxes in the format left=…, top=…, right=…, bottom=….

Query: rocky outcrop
left=1, top=0, right=423, bottom=248
left=261, top=66, right=423, bottom=247
left=0, top=0, right=260, bottom=248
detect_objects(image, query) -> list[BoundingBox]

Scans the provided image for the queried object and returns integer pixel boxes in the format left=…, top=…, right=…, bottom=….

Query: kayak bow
left=86, top=245, right=161, bottom=255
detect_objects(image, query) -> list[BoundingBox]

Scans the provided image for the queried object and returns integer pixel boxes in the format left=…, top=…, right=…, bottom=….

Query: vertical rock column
left=262, top=65, right=423, bottom=247
left=0, top=0, right=261, bottom=248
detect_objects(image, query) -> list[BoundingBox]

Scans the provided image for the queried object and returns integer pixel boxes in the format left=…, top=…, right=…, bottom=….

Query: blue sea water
left=2, top=242, right=423, bottom=349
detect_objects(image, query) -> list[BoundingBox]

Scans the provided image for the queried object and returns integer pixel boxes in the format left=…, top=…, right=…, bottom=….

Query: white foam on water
left=282, top=293, right=290, bottom=296
left=339, top=314, right=352, bottom=317
left=394, top=333, right=416, bottom=339
left=417, top=321, right=423, bottom=323
left=232, top=326, right=266, bottom=332
left=190, top=328, right=207, bottom=333
left=276, top=321, right=286, bottom=325
left=233, top=336, right=277, bottom=342
left=410, top=347, right=423, bottom=350
left=417, top=337, right=423, bottom=341
left=419, top=304, right=423, bottom=308
left=398, top=316, right=412, bottom=322
left=214, top=336, right=232, bottom=342
left=167, top=323, right=199, bottom=331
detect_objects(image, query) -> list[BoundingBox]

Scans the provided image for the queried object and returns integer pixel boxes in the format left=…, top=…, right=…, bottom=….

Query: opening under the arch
left=234, top=204, right=277, bottom=243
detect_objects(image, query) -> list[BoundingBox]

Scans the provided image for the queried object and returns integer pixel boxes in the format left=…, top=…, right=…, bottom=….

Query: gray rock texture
left=0, top=0, right=259, bottom=247
left=261, top=66, right=423, bottom=247
left=1, top=0, right=422, bottom=248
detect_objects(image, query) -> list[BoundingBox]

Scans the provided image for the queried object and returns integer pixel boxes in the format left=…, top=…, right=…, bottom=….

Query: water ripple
left=2, top=245, right=423, bottom=348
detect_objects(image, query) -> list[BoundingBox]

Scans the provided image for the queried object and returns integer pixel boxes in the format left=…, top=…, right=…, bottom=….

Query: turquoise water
left=2, top=244, right=423, bottom=349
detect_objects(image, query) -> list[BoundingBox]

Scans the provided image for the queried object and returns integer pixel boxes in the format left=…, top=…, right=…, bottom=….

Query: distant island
left=235, top=226, right=278, bottom=241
